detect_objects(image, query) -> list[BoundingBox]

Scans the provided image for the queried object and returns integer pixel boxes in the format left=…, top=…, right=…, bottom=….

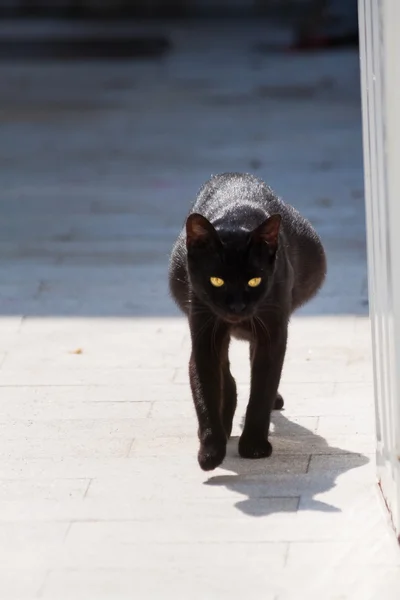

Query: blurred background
left=0, top=1, right=359, bottom=51
left=0, top=0, right=364, bottom=319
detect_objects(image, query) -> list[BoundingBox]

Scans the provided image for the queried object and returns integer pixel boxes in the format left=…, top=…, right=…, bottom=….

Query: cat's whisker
left=250, top=317, right=257, bottom=344
left=211, top=319, right=219, bottom=357
left=188, top=307, right=212, bottom=319
left=258, top=318, right=274, bottom=361
left=255, top=315, right=272, bottom=346
left=197, top=316, right=214, bottom=338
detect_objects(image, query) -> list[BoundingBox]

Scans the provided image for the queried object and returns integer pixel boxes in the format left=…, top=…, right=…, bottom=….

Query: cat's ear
left=186, top=213, right=218, bottom=247
left=251, top=214, right=281, bottom=250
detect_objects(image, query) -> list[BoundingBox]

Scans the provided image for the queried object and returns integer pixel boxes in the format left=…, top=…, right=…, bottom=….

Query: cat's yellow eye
left=248, top=277, right=262, bottom=288
left=210, top=277, right=225, bottom=288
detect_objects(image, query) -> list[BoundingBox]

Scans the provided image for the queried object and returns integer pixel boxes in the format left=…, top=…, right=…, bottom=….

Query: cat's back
left=192, top=173, right=309, bottom=237
left=192, top=172, right=277, bottom=228
left=194, top=173, right=324, bottom=262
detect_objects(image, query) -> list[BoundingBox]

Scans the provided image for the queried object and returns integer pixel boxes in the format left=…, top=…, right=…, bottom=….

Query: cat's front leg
left=250, top=342, right=284, bottom=410
left=239, top=324, right=288, bottom=459
left=221, top=357, right=237, bottom=439
left=189, top=311, right=229, bottom=471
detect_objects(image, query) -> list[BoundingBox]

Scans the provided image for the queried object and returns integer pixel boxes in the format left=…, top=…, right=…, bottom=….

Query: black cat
left=169, top=173, right=326, bottom=471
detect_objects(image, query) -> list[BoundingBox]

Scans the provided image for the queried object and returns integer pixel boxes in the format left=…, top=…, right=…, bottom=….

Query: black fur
left=169, top=173, right=326, bottom=471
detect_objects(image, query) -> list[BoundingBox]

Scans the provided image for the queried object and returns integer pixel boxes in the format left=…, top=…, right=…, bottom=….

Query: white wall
left=359, top=0, right=400, bottom=535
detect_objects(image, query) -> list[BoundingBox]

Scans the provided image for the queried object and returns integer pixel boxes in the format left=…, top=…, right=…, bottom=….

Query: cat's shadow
left=204, top=412, right=370, bottom=517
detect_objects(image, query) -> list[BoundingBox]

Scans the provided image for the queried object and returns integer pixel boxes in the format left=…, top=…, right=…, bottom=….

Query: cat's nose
left=228, top=301, right=246, bottom=315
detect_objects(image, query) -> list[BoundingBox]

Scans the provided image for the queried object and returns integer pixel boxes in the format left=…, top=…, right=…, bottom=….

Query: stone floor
left=0, top=19, right=399, bottom=600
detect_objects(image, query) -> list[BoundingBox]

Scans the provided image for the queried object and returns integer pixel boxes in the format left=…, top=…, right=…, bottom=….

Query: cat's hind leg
left=275, top=392, right=284, bottom=410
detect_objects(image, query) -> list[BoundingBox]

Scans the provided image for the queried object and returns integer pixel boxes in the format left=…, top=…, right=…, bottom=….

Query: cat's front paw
left=198, top=437, right=226, bottom=471
left=238, top=432, right=272, bottom=459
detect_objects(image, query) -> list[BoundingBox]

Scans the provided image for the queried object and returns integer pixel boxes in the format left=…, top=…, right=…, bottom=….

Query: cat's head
left=186, top=213, right=281, bottom=323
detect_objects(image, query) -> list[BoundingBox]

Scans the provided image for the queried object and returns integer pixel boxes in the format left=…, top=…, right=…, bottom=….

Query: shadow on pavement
left=205, top=412, right=369, bottom=517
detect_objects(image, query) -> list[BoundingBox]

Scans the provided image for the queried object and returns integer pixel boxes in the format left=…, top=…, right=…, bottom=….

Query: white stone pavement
left=0, top=20, right=399, bottom=600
